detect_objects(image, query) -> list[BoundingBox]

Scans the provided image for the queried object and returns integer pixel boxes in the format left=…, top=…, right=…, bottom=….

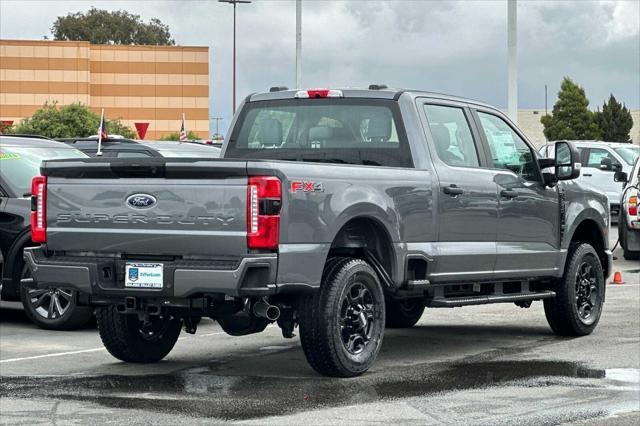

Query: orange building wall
left=0, top=39, right=209, bottom=139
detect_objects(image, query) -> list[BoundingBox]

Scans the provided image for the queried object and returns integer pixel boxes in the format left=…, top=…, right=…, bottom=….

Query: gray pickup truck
left=25, top=87, right=611, bottom=377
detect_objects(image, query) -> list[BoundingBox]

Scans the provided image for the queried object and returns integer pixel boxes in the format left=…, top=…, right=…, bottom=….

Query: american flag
left=179, top=114, right=187, bottom=141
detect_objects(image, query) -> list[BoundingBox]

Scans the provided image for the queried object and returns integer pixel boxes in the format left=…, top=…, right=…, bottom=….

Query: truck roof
left=247, top=87, right=495, bottom=109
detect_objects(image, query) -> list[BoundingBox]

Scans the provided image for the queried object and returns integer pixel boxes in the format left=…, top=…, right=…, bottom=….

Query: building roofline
left=0, top=39, right=208, bottom=51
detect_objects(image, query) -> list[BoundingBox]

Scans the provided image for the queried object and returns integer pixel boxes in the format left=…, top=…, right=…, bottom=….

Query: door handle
left=500, top=189, right=519, bottom=199
left=443, top=185, right=464, bottom=196
left=583, top=173, right=592, bottom=177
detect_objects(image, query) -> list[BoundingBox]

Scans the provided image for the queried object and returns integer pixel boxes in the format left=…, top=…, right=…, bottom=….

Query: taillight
left=247, top=176, right=281, bottom=250
left=30, top=176, right=47, bottom=243
left=294, top=89, right=343, bottom=99
left=629, top=195, right=638, bottom=217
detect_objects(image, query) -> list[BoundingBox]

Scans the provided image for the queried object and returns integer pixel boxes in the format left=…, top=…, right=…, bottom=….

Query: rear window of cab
left=225, top=99, right=413, bottom=168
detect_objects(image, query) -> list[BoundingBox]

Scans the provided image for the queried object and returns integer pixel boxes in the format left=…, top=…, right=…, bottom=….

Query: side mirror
left=555, top=141, right=581, bottom=180
left=600, top=158, right=613, bottom=171
left=614, top=171, right=628, bottom=183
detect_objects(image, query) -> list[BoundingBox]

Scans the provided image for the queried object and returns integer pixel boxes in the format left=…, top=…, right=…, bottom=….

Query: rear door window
left=423, top=104, right=479, bottom=167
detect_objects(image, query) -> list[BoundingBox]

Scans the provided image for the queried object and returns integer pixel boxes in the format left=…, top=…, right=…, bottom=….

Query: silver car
left=539, top=141, right=639, bottom=217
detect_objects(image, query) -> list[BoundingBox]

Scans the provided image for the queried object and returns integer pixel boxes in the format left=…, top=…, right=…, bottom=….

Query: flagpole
left=97, top=108, right=104, bottom=157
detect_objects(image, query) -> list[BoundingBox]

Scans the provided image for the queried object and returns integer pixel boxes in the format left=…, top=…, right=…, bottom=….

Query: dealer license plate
left=125, top=263, right=163, bottom=289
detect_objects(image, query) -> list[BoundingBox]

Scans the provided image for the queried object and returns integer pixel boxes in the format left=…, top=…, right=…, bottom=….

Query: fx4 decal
left=290, top=181, right=324, bottom=193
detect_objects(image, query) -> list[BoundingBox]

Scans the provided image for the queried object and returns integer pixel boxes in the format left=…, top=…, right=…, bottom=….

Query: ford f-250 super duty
left=24, top=87, right=612, bottom=377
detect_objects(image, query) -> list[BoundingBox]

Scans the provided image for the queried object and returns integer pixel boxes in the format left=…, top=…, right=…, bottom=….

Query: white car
left=539, top=141, right=639, bottom=218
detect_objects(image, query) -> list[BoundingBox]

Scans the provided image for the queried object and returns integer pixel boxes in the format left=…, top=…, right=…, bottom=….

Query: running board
left=428, top=291, right=556, bottom=307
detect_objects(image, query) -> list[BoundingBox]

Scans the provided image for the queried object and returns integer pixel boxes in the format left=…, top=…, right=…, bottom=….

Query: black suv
left=0, top=135, right=93, bottom=329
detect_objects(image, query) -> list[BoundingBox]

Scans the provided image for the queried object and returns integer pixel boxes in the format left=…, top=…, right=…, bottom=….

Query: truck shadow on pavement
left=2, top=321, right=616, bottom=421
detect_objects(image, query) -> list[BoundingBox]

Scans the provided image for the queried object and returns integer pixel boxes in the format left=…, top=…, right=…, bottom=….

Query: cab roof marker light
left=294, top=89, right=343, bottom=99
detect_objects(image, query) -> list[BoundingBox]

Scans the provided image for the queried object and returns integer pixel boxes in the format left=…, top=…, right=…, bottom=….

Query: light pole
left=211, top=117, right=224, bottom=136
left=507, top=0, right=518, bottom=124
left=296, top=0, right=302, bottom=88
left=219, top=0, right=251, bottom=114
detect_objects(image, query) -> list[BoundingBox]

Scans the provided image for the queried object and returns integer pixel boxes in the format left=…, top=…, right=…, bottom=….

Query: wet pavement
left=0, top=228, right=638, bottom=424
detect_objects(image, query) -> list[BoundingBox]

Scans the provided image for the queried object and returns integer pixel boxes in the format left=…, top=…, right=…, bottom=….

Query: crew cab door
left=419, top=100, right=499, bottom=282
left=581, top=147, right=623, bottom=207
left=471, top=108, right=560, bottom=278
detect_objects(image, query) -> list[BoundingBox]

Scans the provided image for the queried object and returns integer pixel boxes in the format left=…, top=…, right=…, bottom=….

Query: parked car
left=58, top=137, right=163, bottom=158
left=0, top=135, right=93, bottom=329
left=539, top=141, right=639, bottom=218
left=59, top=138, right=221, bottom=158
left=136, top=141, right=221, bottom=158
left=615, top=158, right=640, bottom=260
left=25, top=87, right=611, bottom=377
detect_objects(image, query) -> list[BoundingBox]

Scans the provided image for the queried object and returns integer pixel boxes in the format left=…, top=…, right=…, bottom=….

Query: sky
left=1, top=0, right=639, bottom=134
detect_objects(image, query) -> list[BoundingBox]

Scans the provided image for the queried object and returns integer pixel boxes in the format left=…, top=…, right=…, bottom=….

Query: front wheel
left=96, top=306, right=182, bottom=363
left=19, top=264, right=93, bottom=330
left=544, top=243, right=605, bottom=336
left=298, top=257, right=385, bottom=377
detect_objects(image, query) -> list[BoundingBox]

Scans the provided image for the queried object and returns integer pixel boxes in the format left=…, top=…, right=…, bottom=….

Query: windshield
left=613, top=146, right=639, bottom=165
left=225, top=99, right=412, bottom=167
left=0, top=145, right=86, bottom=196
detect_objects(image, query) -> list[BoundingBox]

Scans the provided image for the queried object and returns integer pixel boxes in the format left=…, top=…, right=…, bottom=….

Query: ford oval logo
left=126, top=194, right=157, bottom=209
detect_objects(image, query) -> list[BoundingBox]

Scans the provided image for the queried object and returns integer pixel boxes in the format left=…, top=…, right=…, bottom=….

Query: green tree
left=12, top=103, right=136, bottom=139
left=159, top=131, right=200, bottom=141
left=51, top=8, right=174, bottom=45
left=594, top=94, right=634, bottom=143
left=541, top=77, right=601, bottom=141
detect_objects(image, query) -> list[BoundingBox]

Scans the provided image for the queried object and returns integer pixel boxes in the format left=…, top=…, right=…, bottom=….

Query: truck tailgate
left=41, top=158, right=248, bottom=257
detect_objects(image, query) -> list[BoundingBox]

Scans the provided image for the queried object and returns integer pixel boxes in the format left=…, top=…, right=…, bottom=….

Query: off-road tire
left=298, top=257, right=385, bottom=377
left=385, top=297, right=425, bottom=328
left=544, top=243, right=605, bottom=336
left=18, top=262, right=93, bottom=331
left=96, top=306, right=182, bottom=363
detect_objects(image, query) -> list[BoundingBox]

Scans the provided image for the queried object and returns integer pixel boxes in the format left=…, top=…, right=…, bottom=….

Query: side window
left=586, top=148, right=618, bottom=168
left=423, top=104, right=479, bottom=167
left=477, top=112, right=537, bottom=181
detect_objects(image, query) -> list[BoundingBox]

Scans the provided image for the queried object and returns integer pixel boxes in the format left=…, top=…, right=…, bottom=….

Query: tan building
left=517, top=109, right=640, bottom=148
left=0, top=39, right=209, bottom=139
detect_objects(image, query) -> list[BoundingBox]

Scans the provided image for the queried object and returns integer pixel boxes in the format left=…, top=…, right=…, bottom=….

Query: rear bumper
left=23, top=246, right=280, bottom=298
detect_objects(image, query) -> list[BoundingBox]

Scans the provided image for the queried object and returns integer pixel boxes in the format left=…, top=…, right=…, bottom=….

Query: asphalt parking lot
left=1, top=227, right=638, bottom=425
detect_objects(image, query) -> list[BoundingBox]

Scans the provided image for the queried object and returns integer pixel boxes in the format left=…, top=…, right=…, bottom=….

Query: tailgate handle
left=110, top=162, right=165, bottom=178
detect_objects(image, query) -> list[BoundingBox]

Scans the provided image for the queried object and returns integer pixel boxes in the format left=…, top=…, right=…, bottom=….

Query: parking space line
left=0, top=347, right=106, bottom=363
left=0, top=331, right=227, bottom=364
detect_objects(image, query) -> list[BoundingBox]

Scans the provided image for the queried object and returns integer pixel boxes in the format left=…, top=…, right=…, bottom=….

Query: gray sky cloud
left=1, top=0, right=638, bottom=133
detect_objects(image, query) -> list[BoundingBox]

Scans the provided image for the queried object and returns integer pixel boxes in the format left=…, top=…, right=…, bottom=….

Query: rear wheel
left=96, top=306, right=182, bottom=363
left=19, top=263, right=92, bottom=330
left=544, top=243, right=605, bottom=336
left=299, top=258, right=385, bottom=377
left=385, top=297, right=425, bottom=328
